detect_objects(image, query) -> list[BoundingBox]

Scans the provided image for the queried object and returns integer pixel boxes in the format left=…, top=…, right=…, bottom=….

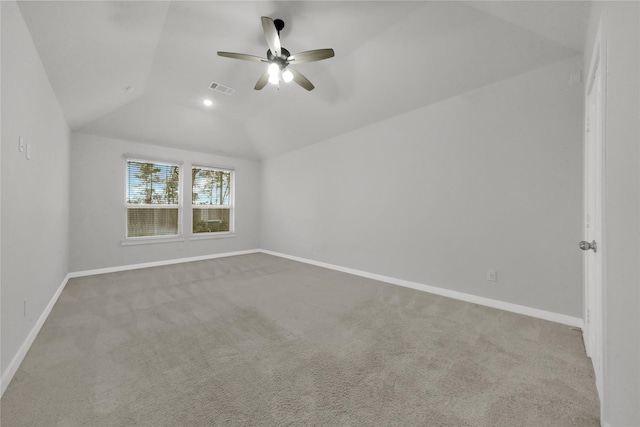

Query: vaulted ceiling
left=17, top=1, right=590, bottom=160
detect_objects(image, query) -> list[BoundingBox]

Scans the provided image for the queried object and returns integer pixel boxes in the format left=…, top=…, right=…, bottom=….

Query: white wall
left=584, top=2, right=640, bottom=425
left=1, top=0, right=70, bottom=381
left=69, top=133, right=260, bottom=272
left=261, top=56, right=584, bottom=318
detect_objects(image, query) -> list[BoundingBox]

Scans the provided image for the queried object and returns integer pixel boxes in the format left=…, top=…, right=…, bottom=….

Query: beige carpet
left=1, top=253, right=599, bottom=426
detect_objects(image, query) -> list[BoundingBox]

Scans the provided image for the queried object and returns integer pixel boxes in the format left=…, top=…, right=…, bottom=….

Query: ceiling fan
left=217, top=17, right=335, bottom=91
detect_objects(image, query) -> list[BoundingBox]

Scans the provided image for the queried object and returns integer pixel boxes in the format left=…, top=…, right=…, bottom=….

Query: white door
left=583, top=44, right=605, bottom=399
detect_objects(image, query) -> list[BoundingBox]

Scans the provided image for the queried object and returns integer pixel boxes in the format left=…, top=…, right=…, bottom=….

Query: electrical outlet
left=486, top=269, right=497, bottom=282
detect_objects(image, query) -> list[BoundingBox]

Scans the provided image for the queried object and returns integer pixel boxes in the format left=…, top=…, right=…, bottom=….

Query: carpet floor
left=1, top=253, right=599, bottom=426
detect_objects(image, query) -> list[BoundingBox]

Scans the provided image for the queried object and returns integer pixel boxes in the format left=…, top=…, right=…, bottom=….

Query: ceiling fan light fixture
left=282, top=69, right=293, bottom=83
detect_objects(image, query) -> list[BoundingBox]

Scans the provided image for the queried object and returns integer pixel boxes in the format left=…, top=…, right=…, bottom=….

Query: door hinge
left=586, top=309, right=591, bottom=324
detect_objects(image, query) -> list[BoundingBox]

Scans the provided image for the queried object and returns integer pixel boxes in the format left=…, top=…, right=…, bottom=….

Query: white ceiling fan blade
left=261, top=16, right=281, bottom=57
left=217, top=52, right=268, bottom=62
left=254, top=71, right=270, bottom=90
left=287, top=48, right=335, bottom=64
left=288, top=68, right=315, bottom=91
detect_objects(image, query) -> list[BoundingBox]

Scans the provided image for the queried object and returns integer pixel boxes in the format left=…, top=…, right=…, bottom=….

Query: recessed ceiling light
left=203, top=99, right=213, bottom=107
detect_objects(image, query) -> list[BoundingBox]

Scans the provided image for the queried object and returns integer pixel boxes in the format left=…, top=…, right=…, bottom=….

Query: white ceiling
left=17, top=1, right=591, bottom=160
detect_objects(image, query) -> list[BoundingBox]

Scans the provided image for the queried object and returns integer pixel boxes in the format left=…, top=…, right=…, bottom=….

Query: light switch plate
left=26, top=143, right=32, bottom=160
left=19, top=136, right=25, bottom=152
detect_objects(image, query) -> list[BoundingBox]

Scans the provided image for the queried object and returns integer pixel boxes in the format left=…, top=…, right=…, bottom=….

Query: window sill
left=121, top=236, right=185, bottom=246
left=189, top=232, right=236, bottom=241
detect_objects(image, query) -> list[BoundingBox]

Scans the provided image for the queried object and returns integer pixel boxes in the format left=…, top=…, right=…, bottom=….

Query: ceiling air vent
left=209, top=81, right=235, bottom=96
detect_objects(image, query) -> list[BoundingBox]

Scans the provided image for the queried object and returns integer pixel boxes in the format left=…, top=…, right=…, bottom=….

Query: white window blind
left=192, top=166, right=234, bottom=234
left=126, top=159, right=181, bottom=238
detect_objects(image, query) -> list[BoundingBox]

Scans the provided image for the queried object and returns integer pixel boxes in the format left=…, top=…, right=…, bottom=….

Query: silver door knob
left=579, top=240, right=597, bottom=252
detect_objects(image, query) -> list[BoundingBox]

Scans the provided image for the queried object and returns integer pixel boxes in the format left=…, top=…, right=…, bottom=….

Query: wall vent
left=209, top=81, right=235, bottom=96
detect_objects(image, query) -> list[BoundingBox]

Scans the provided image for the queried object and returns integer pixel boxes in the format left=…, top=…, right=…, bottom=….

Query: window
left=126, top=159, right=181, bottom=238
left=192, top=166, right=234, bottom=234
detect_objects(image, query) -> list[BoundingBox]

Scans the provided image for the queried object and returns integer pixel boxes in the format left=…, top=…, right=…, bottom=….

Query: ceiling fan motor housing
left=267, top=47, right=291, bottom=66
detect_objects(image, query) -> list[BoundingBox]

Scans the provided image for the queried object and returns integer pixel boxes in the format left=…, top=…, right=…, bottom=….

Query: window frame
left=124, top=156, right=183, bottom=243
left=191, top=165, right=235, bottom=238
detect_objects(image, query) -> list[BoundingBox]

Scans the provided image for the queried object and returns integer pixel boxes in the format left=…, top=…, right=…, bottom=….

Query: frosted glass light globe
left=268, top=63, right=279, bottom=77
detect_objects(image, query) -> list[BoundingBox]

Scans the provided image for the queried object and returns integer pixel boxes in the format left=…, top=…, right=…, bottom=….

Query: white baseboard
left=259, top=249, right=584, bottom=329
left=68, top=249, right=261, bottom=278
left=1, top=273, right=71, bottom=397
